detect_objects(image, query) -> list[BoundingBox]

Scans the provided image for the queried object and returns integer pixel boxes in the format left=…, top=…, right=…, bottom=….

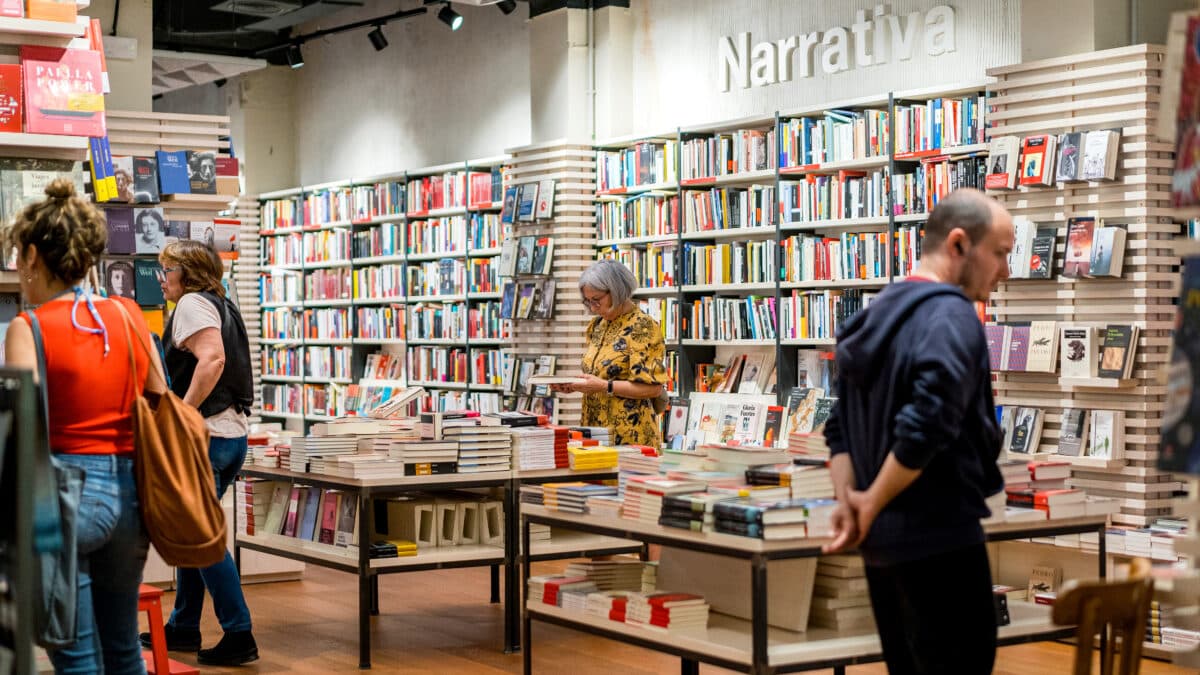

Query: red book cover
left=1018, top=135, right=1051, bottom=186
left=0, top=64, right=22, bottom=132
left=20, top=46, right=105, bottom=137
left=216, top=156, right=239, bottom=177
left=646, top=592, right=704, bottom=608
left=0, top=0, right=22, bottom=17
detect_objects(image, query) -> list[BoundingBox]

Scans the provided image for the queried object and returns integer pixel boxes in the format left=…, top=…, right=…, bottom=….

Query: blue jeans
left=49, top=454, right=150, bottom=675
left=168, top=435, right=253, bottom=633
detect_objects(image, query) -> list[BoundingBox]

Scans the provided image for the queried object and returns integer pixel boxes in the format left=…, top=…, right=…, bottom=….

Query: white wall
left=290, top=4, right=531, bottom=185
left=91, top=0, right=153, bottom=112
left=617, top=0, right=1022, bottom=136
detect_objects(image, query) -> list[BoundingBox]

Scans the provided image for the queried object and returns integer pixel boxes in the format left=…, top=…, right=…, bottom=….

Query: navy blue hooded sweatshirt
left=824, top=279, right=1003, bottom=566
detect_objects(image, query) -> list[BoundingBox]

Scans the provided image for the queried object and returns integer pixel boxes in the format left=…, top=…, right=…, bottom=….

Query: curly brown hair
left=160, top=239, right=226, bottom=297
left=4, top=178, right=107, bottom=284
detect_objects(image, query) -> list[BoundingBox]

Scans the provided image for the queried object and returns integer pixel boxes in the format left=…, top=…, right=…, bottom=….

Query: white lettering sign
left=718, top=4, right=957, bottom=91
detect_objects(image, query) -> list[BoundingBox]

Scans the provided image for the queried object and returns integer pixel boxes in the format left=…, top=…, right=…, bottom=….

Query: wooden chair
left=1051, top=558, right=1155, bottom=675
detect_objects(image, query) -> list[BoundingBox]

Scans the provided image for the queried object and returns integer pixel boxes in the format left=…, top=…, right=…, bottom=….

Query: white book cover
left=731, top=403, right=766, bottom=445
left=1056, top=408, right=1090, bottom=456
left=1081, top=130, right=1118, bottom=181
left=1008, top=217, right=1035, bottom=278
left=534, top=179, right=556, bottom=220
left=1059, top=326, right=1097, bottom=379
left=1088, top=410, right=1125, bottom=460
left=736, top=354, right=768, bottom=394
left=1025, top=321, right=1059, bottom=373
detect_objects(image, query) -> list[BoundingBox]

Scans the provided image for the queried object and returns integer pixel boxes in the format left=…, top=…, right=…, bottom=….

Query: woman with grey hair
left=551, top=258, right=668, bottom=447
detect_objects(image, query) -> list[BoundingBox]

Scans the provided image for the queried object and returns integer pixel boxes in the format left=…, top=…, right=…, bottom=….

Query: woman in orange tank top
left=4, top=179, right=161, bottom=674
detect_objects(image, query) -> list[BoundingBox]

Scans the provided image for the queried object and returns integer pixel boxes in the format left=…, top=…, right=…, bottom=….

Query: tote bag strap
left=25, top=310, right=50, bottom=443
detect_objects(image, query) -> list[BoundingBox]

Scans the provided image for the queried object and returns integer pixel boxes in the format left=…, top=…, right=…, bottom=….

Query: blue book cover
left=155, top=150, right=190, bottom=195
left=299, top=486, right=321, bottom=541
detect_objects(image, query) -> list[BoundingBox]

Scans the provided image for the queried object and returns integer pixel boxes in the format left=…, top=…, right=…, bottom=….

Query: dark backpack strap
left=25, top=310, right=51, bottom=445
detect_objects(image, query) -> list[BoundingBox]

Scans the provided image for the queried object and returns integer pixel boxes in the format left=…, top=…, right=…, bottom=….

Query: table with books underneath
left=520, top=489, right=1108, bottom=675
left=233, top=414, right=648, bottom=668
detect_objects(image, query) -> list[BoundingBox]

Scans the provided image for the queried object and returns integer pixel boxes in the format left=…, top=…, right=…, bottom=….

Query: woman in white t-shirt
left=139, top=239, right=259, bottom=666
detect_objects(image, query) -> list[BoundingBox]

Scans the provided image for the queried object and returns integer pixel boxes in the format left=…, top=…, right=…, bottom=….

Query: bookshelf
left=255, top=157, right=509, bottom=426
left=590, top=83, right=989, bottom=404
left=985, top=45, right=1181, bottom=529
left=520, top=505, right=1105, bottom=674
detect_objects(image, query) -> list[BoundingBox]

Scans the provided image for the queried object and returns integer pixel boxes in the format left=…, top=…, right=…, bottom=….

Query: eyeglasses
left=154, top=266, right=179, bottom=283
left=581, top=291, right=609, bottom=308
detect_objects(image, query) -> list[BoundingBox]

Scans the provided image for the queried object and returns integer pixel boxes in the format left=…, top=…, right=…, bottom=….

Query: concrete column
left=593, top=4, right=633, bottom=140
left=226, top=67, right=298, bottom=195
left=529, top=7, right=591, bottom=142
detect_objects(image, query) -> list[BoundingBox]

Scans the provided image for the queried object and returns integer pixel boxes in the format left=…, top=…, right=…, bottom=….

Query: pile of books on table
left=564, top=560, right=644, bottom=591
left=543, top=482, right=618, bottom=514
left=809, top=556, right=874, bottom=631
left=625, top=592, right=711, bottom=633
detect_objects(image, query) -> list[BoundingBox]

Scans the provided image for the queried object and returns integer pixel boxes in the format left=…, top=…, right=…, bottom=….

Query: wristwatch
left=607, top=379, right=614, bottom=394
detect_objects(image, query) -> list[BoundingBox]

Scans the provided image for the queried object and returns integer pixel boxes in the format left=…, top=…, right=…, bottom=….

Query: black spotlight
left=437, top=3, right=463, bottom=30
left=496, top=0, right=516, bottom=14
left=286, top=43, right=304, bottom=69
left=368, top=25, right=388, bottom=51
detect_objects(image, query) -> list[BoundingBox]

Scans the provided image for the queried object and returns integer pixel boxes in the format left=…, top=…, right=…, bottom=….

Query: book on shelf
left=87, top=137, right=115, bottom=203
left=1006, top=407, right=1044, bottom=456
left=500, top=186, right=518, bottom=224
left=1097, top=324, right=1138, bottom=379
left=27, top=0, right=76, bottom=21
left=20, top=45, right=105, bottom=137
left=0, top=0, right=20, bottom=18
left=1025, top=321, right=1059, bottom=373
left=735, top=353, right=773, bottom=395
left=185, top=151, right=217, bottom=195
left=155, top=150, right=190, bottom=195
left=1026, top=565, right=1062, bottom=599
left=111, top=155, right=134, bottom=202
left=1007, top=218, right=1035, bottom=279
left=516, top=182, right=538, bottom=222
left=133, top=208, right=166, bottom=254
left=104, top=207, right=135, bottom=254
left=516, top=281, right=538, bottom=319
left=1081, top=129, right=1120, bottom=181
left=132, top=156, right=160, bottom=204
left=984, top=136, right=1020, bottom=190
left=535, top=179, right=555, bottom=219
left=1028, top=226, right=1057, bottom=279
left=1055, top=132, right=1084, bottom=183
left=530, top=236, right=554, bottom=275
left=133, top=260, right=165, bottom=306
left=1062, top=216, right=1096, bottom=278
left=1088, top=410, right=1124, bottom=460
left=1087, top=225, right=1126, bottom=278
left=1059, top=325, right=1098, bottom=379
left=0, top=63, right=20, bottom=134
left=103, top=260, right=136, bottom=301
left=1018, top=134, right=1056, bottom=187
left=1056, top=408, right=1090, bottom=457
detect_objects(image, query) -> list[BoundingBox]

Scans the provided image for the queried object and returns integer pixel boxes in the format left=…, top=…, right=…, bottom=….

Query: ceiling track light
left=286, top=43, right=304, bottom=69
left=367, top=24, right=388, bottom=51
left=437, top=3, right=463, bottom=31
left=496, top=0, right=516, bottom=15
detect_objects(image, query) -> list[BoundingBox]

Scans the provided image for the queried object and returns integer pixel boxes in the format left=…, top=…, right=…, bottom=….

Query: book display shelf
left=256, top=157, right=509, bottom=425
left=591, top=82, right=989, bottom=400
left=233, top=466, right=642, bottom=668
left=520, top=506, right=1106, bottom=675
left=986, top=45, right=1183, bottom=530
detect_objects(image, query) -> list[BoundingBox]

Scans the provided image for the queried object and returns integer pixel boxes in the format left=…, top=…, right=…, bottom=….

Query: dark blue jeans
left=168, top=435, right=253, bottom=633
left=49, top=454, right=150, bottom=675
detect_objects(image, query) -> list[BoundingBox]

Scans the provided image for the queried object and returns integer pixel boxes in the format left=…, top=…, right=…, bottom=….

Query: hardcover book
left=103, top=260, right=136, bottom=301
left=20, top=46, right=105, bottom=137
left=133, top=207, right=166, bottom=254
left=111, top=155, right=134, bottom=202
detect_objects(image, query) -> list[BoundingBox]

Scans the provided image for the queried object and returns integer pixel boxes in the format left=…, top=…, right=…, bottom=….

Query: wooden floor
left=143, top=563, right=1197, bottom=674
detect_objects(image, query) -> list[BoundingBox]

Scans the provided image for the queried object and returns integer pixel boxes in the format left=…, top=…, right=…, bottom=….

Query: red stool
left=138, top=584, right=199, bottom=675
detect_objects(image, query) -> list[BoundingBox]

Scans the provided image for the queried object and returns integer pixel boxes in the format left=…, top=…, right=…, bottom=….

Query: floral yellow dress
left=581, top=306, right=668, bottom=447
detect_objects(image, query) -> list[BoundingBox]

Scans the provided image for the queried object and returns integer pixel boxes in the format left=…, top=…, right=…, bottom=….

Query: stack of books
left=368, top=539, right=417, bottom=559
left=446, top=421, right=512, bottom=473
left=511, top=426, right=557, bottom=471
left=287, top=435, right=361, bottom=473
left=568, top=445, right=620, bottom=470
left=641, top=561, right=658, bottom=592
left=700, top=443, right=791, bottom=473
left=625, top=592, right=710, bottom=633
left=809, top=556, right=874, bottom=631
left=234, top=478, right=275, bottom=535
left=528, top=575, right=597, bottom=606
left=622, top=476, right=707, bottom=524
left=543, top=482, right=618, bottom=514
left=713, top=498, right=837, bottom=540
left=519, top=484, right=544, bottom=505
left=587, top=494, right=622, bottom=518
left=586, top=590, right=632, bottom=621
left=327, top=453, right=408, bottom=480
left=389, top=439, right=459, bottom=475
left=658, top=493, right=732, bottom=533
left=746, top=460, right=834, bottom=499
left=617, top=451, right=662, bottom=497
left=571, top=426, right=611, bottom=444
left=564, top=559, right=644, bottom=591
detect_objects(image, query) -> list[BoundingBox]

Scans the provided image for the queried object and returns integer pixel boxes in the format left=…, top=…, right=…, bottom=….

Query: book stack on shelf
left=419, top=410, right=513, bottom=473
left=985, top=45, right=1183, bottom=534
left=808, top=556, right=875, bottom=632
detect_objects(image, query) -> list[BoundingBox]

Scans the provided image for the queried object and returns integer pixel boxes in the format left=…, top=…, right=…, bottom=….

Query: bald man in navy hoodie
left=823, top=189, right=1015, bottom=675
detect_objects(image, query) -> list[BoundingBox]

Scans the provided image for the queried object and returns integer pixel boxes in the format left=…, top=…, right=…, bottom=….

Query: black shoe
left=138, top=624, right=201, bottom=652
left=197, top=630, right=259, bottom=666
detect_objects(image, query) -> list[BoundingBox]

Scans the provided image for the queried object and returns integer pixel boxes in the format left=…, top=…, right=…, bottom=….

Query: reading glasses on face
left=154, top=266, right=179, bottom=282
left=581, top=292, right=608, bottom=307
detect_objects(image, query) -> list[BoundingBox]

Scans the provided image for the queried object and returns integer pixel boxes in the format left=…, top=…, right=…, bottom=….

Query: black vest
left=163, top=291, right=254, bottom=418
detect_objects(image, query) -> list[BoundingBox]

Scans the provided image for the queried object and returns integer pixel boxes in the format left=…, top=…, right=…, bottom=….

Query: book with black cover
left=132, top=156, right=159, bottom=203
left=186, top=150, right=216, bottom=194
left=105, top=207, right=135, bottom=254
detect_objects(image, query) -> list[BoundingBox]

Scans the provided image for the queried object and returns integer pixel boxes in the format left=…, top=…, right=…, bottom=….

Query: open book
left=527, top=375, right=588, bottom=386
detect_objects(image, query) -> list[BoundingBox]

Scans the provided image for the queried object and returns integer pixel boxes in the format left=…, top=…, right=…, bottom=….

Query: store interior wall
left=91, top=0, right=153, bottom=112
left=153, top=0, right=1189, bottom=192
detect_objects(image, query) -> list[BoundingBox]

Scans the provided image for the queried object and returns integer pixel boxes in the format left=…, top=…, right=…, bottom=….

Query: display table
left=520, top=506, right=1107, bottom=675
left=233, top=466, right=640, bottom=668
